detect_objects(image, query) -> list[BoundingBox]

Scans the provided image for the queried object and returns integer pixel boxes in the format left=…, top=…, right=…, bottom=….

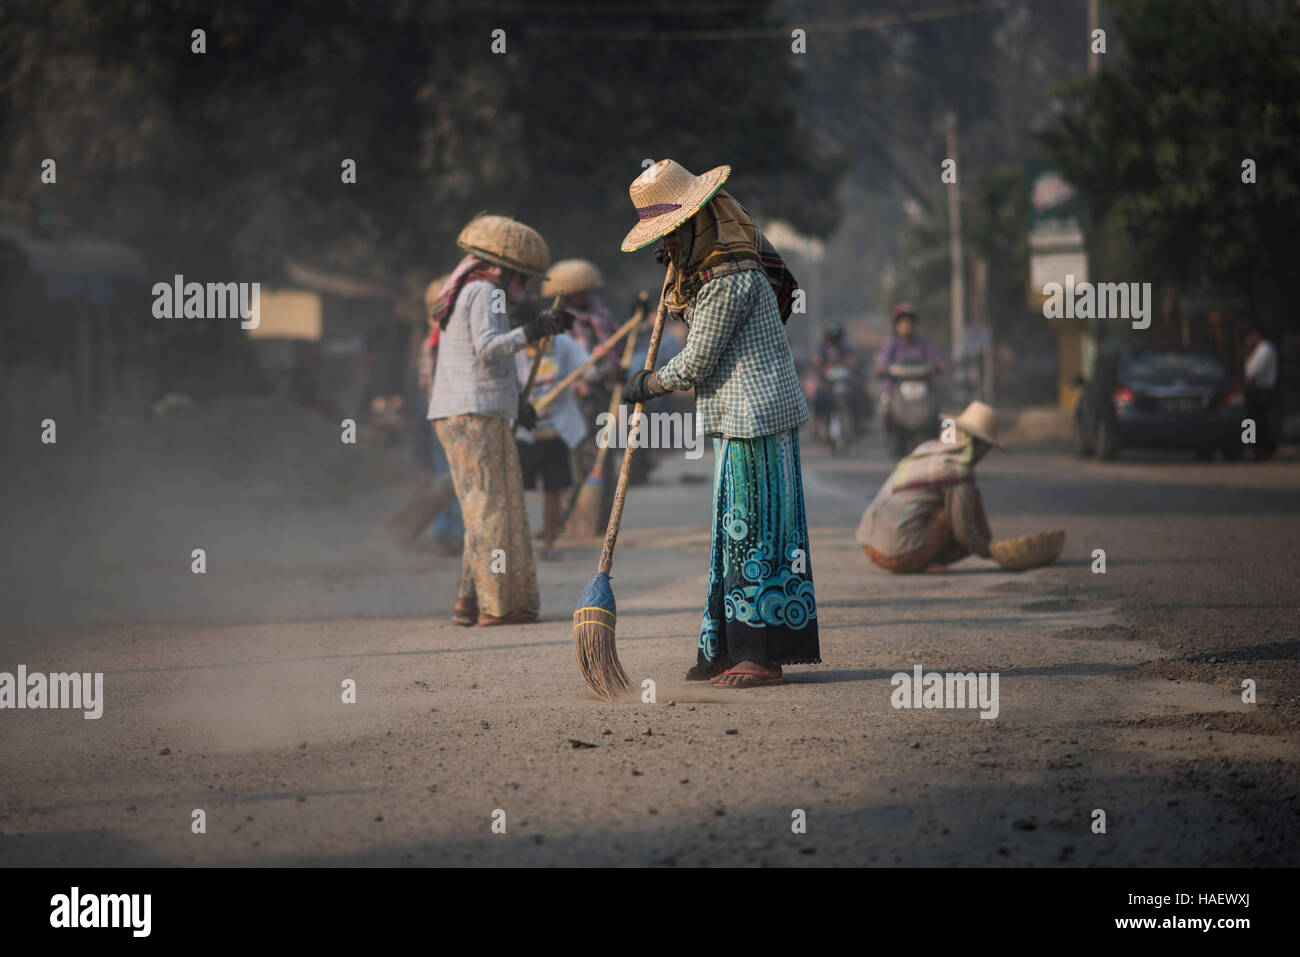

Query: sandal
left=451, top=598, right=478, bottom=627
left=477, top=609, right=540, bottom=627
left=710, top=666, right=785, bottom=689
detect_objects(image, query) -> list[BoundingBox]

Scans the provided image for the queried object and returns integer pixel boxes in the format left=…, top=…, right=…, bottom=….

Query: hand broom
left=562, top=292, right=650, bottom=538
left=572, top=270, right=673, bottom=700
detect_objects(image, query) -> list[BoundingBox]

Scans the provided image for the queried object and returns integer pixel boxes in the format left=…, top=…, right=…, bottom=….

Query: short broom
left=573, top=270, right=673, bottom=700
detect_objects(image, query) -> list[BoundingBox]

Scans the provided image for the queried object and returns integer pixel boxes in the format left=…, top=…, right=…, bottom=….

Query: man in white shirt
left=1243, top=324, right=1279, bottom=459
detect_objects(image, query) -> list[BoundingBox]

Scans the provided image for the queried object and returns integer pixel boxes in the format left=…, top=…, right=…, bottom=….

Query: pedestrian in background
left=1243, top=323, right=1279, bottom=460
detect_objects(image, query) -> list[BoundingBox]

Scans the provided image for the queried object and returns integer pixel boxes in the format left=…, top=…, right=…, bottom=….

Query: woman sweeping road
left=618, top=160, right=820, bottom=688
left=427, top=214, right=575, bottom=626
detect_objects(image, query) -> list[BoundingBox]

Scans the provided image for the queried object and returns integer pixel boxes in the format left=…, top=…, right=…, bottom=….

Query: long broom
left=554, top=294, right=650, bottom=536
left=530, top=294, right=648, bottom=415
left=573, top=270, right=673, bottom=700
left=563, top=295, right=648, bottom=538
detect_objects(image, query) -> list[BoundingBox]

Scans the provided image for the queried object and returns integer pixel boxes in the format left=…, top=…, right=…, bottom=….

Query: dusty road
left=2, top=401, right=1297, bottom=866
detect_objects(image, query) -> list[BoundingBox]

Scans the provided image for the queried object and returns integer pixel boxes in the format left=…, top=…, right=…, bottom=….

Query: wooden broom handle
left=533, top=294, right=649, bottom=413
left=584, top=292, right=651, bottom=479
left=514, top=294, right=562, bottom=436
left=597, top=268, right=674, bottom=575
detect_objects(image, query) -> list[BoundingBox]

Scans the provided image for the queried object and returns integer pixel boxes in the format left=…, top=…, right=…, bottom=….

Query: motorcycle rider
left=811, top=323, right=862, bottom=437
left=875, top=303, right=946, bottom=388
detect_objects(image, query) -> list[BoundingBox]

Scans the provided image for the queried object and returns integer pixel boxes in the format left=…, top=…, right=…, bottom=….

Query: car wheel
left=1096, top=418, right=1120, bottom=460
left=1194, top=446, right=1214, bottom=461
left=1221, top=442, right=1243, bottom=461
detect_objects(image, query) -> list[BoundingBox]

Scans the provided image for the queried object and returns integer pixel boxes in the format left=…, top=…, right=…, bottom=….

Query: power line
left=522, top=0, right=1038, bottom=40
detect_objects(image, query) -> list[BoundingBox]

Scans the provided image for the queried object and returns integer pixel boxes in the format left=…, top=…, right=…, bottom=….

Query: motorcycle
left=822, top=362, right=857, bottom=454
left=881, top=361, right=939, bottom=458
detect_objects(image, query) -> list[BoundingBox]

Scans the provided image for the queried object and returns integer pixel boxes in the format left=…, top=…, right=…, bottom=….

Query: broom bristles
left=573, top=607, right=633, bottom=701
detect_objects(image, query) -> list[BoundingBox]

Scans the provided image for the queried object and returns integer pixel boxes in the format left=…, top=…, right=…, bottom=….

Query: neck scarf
left=664, top=190, right=798, bottom=323
left=429, top=255, right=500, bottom=330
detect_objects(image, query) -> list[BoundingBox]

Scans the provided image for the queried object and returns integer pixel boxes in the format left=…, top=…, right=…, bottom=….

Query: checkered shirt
left=655, top=269, right=808, bottom=438
left=426, top=279, right=529, bottom=423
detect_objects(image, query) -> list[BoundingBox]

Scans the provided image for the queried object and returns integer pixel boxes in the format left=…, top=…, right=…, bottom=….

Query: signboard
left=1027, top=162, right=1088, bottom=314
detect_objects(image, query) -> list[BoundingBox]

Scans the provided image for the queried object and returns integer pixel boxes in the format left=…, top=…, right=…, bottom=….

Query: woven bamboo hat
left=423, top=274, right=450, bottom=311
left=620, top=159, right=731, bottom=252
left=457, top=214, right=551, bottom=278
left=541, top=259, right=603, bottom=298
left=945, top=400, right=1006, bottom=451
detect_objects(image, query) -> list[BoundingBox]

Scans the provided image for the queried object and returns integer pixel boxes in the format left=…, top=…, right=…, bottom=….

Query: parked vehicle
left=881, top=360, right=939, bottom=458
left=1074, top=348, right=1245, bottom=461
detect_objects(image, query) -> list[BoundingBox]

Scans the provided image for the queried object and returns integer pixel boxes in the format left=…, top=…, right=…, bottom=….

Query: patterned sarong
left=434, top=414, right=539, bottom=618
left=697, top=428, right=820, bottom=667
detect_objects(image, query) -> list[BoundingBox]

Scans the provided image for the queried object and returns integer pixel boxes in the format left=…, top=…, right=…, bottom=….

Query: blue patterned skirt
left=698, top=428, right=820, bottom=667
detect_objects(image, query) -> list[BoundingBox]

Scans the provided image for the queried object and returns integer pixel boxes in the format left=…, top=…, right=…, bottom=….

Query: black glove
left=516, top=398, right=538, bottom=430
left=523, top=307, right=576, bottom=342
left=621, top=369, right=662, bottom=405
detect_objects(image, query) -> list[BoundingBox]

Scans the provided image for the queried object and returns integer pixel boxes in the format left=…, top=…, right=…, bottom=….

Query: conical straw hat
left=942, top=400, right=1006, bottom=451
left=457, top=214, right=551, bottom=278
left=620, top=159, right=731, bottom=252
left=541, top=259, right=604, bottom=298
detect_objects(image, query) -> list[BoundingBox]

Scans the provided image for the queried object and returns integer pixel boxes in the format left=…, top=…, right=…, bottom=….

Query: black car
left=1074, top=348, right=1244, bottom=460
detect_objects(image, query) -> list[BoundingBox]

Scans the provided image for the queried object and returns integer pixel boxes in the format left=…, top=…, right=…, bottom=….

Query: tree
left=1038, top=0, right=1300, bottom=328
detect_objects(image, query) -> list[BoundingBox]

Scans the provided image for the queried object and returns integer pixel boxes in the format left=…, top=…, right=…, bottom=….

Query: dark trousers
left=1245, top=386, right=1278, bottom=457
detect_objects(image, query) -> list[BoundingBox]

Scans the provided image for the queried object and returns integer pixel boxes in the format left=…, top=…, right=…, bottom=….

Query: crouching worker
left=856, top=401, right=1004, bottom=573
left=427, top=214, right=575, bottom=625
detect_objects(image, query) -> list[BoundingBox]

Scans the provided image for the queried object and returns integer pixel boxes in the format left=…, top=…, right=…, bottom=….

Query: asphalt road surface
left=2, top=410, right=1297, bottom=867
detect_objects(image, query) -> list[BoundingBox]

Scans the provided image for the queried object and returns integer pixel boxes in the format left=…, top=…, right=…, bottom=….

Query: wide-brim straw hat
left=541, top=258, right=603, bottom=298
left=457, top=213, right=551, bottom=278
left=620, top=159, right=731, bottom=253
left=943, top=400, right=1006, bottom=451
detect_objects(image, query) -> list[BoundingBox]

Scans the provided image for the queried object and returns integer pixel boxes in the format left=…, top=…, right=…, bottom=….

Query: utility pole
left=1086, top=0, right=1103, bottom=371
left=945, top=109, right=965, bottom=362
left=1088, top=0, right=1100, bottom=75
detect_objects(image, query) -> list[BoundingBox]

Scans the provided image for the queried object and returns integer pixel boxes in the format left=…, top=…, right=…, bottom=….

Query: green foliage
left=0, top=0, right=841, bottom=303
left=1038, top=0, right=1300, bottom=295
